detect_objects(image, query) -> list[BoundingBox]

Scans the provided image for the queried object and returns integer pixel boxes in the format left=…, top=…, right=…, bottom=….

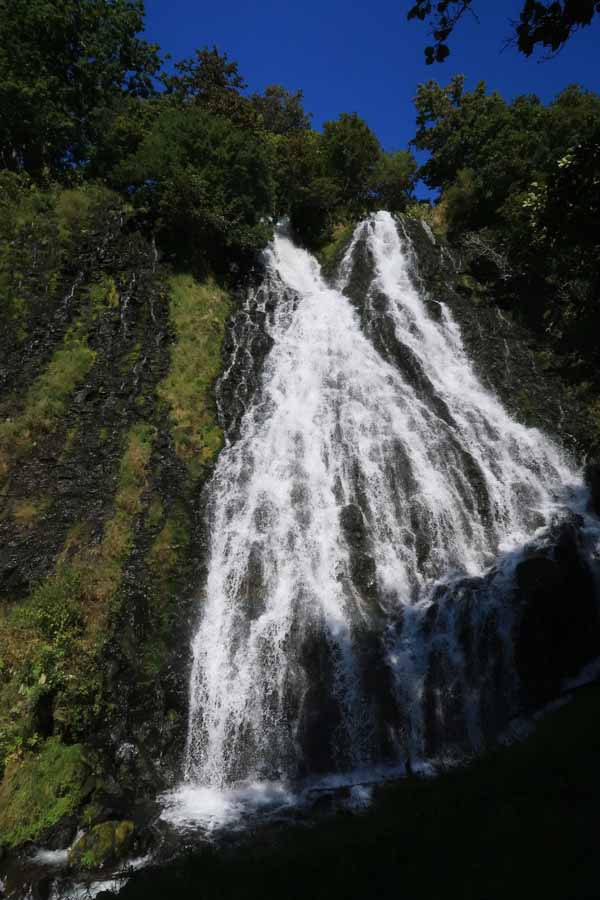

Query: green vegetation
left=0, top=423, right=154, bottom=778
left=158, top=275, right=230, bottom=480
left=12, top=498, right=48, bottom=529
left=140, top=505, right=191, bottom=677
left=0, top=5, right=417, bottom=269
left=0, top=322, right=96, bottom=480
left=413, top=76, right=600, bottom=452
left=319, top=222, right=355, bottom=277
left=147, top=511, right=190, bottom=576
left=89, top=274, right=120, bottom=311
left=0, top=176, right=122, bottom=352
left=0, top=738, right=88, bottom=848
left=0, top=0, right=160, bottom=176
left=0, top=0, right=598, bottom=868
left=68, top=819, right=134, bottom=869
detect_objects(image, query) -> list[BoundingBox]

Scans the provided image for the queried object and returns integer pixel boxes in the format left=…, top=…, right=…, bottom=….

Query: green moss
left=12, top=498, right=48, bottom=528
left=318, top=221, right=355, bottom=277
left=120, top=340, right=143, bottom=375
left=69, top=819, right=134, bottom=870
left=146, top=497, right=164, bottom=530
left=54, top=185, right=119, bottom=245
left=139, top=505, right=191, bottom=678
left=147, top=509, right=190, bottom=576
left=0, top=424, right=155, bottom=765
left=0, top=322, right=96, bottom=480
left=89, top=274, right=119, bottom=312
left=0, top=737, right=88, bottom=848
left=158, top=274, right=231, bottom=480
left=64, top=427, right=78, bottom=452
left=456, top=273, right=487, bottom=302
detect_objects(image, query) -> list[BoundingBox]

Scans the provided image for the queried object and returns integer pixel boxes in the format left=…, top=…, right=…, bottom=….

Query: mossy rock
left=0, top=737, right=90, bottom=849
left=68, top=819, right=134, bottom=870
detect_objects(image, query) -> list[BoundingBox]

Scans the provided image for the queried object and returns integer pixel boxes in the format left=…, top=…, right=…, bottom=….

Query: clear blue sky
left=143, top=0, right=599, bottom=157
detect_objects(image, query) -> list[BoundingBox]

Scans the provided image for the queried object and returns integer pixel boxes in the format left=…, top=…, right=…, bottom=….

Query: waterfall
left=168, top=212, right=592, bottom=826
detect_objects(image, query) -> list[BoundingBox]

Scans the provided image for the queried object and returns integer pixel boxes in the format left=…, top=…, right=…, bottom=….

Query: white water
left=168, top=212, right=582, bottom=827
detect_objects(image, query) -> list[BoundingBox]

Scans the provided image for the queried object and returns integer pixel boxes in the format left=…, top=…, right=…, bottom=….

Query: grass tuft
left=158, top=274, right=230, bottom=480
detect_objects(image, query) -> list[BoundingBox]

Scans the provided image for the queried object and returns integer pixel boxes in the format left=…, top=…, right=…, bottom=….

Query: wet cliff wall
left=0, top=197, right=597, bottom=864
left=0, top=184, right=232, bottom=854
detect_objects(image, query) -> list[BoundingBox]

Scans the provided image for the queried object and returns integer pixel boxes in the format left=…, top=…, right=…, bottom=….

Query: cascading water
left=165, top=212, right=596, bottom=827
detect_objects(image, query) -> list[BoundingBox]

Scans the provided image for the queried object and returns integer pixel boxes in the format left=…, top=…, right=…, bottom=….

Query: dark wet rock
left=584, top=460, right=600, bottom=516
left=339, top=504, right=378, bottom=606
left=297, top=627, right=343, bottom=776
left=515, top=515, right=600, bottom=706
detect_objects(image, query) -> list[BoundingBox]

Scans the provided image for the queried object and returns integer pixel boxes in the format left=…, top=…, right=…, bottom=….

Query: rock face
left=585, top=461, right=600, bottom=516
left=514, top=516, right=600, bottom=706
left=0, top=186, right=228, bottom=856
left=2, top=203, right=599, bottom=876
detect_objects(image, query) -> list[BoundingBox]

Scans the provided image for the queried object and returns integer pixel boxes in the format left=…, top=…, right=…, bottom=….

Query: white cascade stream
left=163, top=212, right=586, bottom=829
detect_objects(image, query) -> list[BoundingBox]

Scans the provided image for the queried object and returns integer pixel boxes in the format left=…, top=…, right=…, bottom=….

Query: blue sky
left=144, top=0, right=599, bottom=156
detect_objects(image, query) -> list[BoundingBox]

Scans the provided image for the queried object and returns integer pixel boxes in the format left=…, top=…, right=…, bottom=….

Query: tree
left=372, top=150, right=418, bottom=212
left=407, top=0, right=600, bottom=64
left=251, top=85, right=311, bottom=135
left=322, top=113, right=382, bottom=216
left=113, top=105, right=275, bottom=272
left=414, top=74, right=600, bottom=395
left=160, top=46, right=256, bottom=127
left=0, top=0, right=160, bottom=175
left=412, top=76, right=557, bottom=226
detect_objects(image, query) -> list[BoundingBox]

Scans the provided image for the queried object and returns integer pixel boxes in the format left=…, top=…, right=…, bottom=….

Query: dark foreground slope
left=121, top=683, right=600, bottom=900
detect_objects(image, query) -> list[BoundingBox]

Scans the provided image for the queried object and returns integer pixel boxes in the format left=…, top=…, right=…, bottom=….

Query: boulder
left=514, top=516, right=600, bottom=706
left=68, top=820, right=134, bottom=870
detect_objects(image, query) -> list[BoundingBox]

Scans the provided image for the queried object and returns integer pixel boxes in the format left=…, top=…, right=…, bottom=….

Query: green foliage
left=372, top=151, right=418, bottom=213
left=322, top=113, right=382, bottom=216
left=415, top=77, right=600, bottom=452
left=158, top=275, right=230, bottom=479
left=251, top=84, right=311, bottom=134
left=141, top=506, right=191, bottom=677
left=89, top=274, right=120, bottom=311
left=114, top=105, right=275, bottom=272
left=160, top=45, right=254, bottom=126
left=0, top=0, right=160, bottom=176
left=0, top=422, right=155, bottom=772
left=0, top=180, right=121, bottom=346
left=0, top=737, right=88, bottom=848
left=0, top=322, right=96, bottom=480
left=319, top=222, right=356, bottom=277
left=147, top=511, right=190, bottom=576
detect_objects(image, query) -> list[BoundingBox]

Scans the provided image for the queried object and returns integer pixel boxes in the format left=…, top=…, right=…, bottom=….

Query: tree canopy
left=0, top=0, right=161, bottom=174
left=414, top=74, right=600, bottom=410
left=0, top=0, right=418, bottom=266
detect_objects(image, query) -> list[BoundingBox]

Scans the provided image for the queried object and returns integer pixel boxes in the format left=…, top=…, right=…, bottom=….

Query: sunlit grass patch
left=0, top=323, right=95, bottom=480
left=12, top=498, right=49, bottom=528
left=0, top=737, right=88, bottom=849
left=158, top=274, right=231, bottom=480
